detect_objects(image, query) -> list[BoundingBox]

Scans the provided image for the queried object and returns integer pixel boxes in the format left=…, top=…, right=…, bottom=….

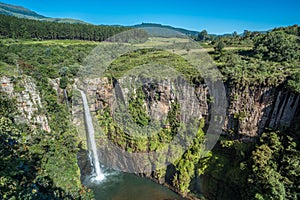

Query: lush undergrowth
left=105, top=48, right=202, bottom=84
left=0, top=92, right=94, bottom=199
left=204, top=128, right=300, bottom=200
left=209, top=29, right=300, bottom=91
left=0, top=41, right=96, bottom=78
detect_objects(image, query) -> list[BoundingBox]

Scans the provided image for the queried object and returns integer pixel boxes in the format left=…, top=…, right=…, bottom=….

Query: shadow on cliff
left=258, top=82, right=300, bottom=134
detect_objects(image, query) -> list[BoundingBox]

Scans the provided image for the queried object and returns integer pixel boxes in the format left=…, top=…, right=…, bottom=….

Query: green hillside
left=0, top=1, right=87, bottom=24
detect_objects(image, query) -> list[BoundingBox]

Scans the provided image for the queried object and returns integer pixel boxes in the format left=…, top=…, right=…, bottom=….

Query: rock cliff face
left=0, top=76, right=51, bottom=132
left=92, top=77, right=209, bottom=124
left=225, top=83, right=300, bottom=137
left=77, top=78, right=299, bottom=138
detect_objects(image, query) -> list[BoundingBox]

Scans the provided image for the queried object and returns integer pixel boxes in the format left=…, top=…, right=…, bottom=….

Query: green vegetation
left=253, top=31, right=300, bottom=62
left=0, top=41, right=96, bottom=78
left=0, top=18, right=99, bottom=198
left=214, top=40, right=225, bottom=54
left=173, top=119, right=212, bottom=196
left=0, top=14, right=129, bottom=41
left=0, top=61, right=17, bottom=76
left=197, top=30, right=208, bottom=41
left=106, top=48, right=202, bottom=84
left=208, top=28, right=300, bottom=88
left=0, top=93, right=94, bottom=199
left=128, top=87, right=150, bottom=126
left=288, top=71, right=300, bottom=92
left=204, top=129, right=300, bottom=200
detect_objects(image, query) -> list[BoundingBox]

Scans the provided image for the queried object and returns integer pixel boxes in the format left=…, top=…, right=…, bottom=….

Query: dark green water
left=88, top=171, right=183, bottom=200
left=78, top=151, right=184, bottom=200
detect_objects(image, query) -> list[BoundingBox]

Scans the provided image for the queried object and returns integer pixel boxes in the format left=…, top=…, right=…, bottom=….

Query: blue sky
left=2, top=0, right=300, bottom=34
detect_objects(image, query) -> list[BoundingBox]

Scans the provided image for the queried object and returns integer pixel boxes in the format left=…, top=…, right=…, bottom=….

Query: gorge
left=0, top=11, right=299, bottom=199
left=73, top=75, right=299, bottom=198
left=1, top=48, right=299, bottom=199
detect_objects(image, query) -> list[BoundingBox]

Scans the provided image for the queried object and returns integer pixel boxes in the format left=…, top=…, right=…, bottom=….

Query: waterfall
left=79, top=89, right=105, bottom=181
left=63, top=89, right=69, bottom=106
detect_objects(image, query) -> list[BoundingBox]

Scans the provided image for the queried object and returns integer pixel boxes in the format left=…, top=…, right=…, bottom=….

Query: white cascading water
left=79, top=89, right=105, bottom=181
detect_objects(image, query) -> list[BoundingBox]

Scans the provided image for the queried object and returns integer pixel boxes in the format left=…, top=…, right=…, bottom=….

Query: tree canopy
left=254, top=30, right=300, bottom=62
left=0, top=14, right=130, bottom=41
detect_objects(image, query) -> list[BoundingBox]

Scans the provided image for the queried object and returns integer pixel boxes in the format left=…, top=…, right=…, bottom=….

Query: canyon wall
left=78, top=78, right=299, bottom=138
left=225, top=83, right=299, bottom=137
left=0, top=76, right=50, bottom=132
left=72, top=77, right=299, bottom=199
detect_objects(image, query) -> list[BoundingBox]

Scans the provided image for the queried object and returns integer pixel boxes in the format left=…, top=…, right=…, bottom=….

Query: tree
left=232, top=31, right=238, bottom=38
left=59, top=66, right=69, bottom=77
left=243, top=30, right=251, bottom=38
left=253, top=30, right=300, bottom=62
left=288, top=71, right=300, bottom=92
left=197, top=30, right=208, bottom=41
left=59, top=76, right=68, bottom=89
left=247, top=131, right=300, bottom=200
left=214, top=40, right=225, bottom=54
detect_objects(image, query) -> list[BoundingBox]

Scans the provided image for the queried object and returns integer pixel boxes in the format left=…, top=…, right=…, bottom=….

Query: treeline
left=0, top=14, right=130, bottom=41
left=196, top=24, right=300, bottom=49
left=273, top=24, right=300, bottom=36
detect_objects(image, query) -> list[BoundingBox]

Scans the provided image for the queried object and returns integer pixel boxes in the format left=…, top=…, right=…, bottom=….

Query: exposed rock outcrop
left=75, top=78, right=299, bottom=138
left=0, top=76, right=51, bottom=132
left=225, top=83, right=300, bottom=137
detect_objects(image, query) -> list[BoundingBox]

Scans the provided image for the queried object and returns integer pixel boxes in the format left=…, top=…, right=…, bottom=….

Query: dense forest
left=0, top=14, right=130, bottom=41
left=0, top=12, right=299, bottom=200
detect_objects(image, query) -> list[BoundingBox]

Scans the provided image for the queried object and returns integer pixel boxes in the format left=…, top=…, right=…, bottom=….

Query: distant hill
left=0, top=2, right=88, bottom=24
left=39, top=18, right=89, bottom=24
left=133, top=23, right=199, bottom=36
left=0, top=2, right=200, bottom=35
left=0, top=2, right=45, bottom=19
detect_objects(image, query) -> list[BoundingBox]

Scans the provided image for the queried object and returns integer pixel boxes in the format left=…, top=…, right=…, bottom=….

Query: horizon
left=1, top=0, right=300, bottom=34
